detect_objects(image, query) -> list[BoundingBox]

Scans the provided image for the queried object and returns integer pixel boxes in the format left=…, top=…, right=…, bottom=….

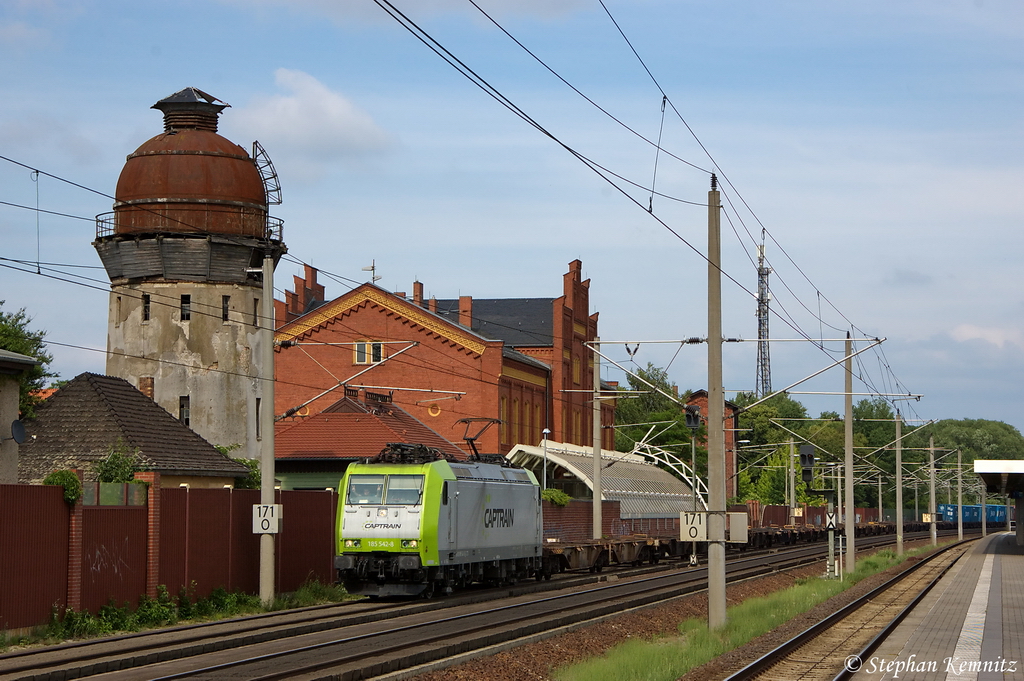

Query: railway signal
left=799, top=445, right=815, bottom=484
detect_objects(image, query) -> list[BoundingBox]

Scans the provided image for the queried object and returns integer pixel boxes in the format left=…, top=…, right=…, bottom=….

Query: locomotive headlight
left=344, top=539, right=361, bottom=548
left=401, top=539, right=418, bottom=548
left=377, top=508, right=388, bottom=517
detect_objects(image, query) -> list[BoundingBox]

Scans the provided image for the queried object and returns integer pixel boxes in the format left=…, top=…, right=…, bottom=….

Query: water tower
left=94, top=87, right=285, bottom=461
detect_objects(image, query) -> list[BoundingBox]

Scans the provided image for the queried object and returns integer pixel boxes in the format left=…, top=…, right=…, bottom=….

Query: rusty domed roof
left=112, top=88, right=267, bottom=238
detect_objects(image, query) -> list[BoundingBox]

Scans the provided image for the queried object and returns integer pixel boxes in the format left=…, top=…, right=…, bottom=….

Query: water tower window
left=142, top=294, right=151, bottom=321
left=178, top=395, right=190, bottom=426
left=181, top=295, right=192, bottom=321
left=116, top=296, right=122, bottom=327
left=222, top=295, right=231, bottom=322
left=253, top=299, right=259, bottom=326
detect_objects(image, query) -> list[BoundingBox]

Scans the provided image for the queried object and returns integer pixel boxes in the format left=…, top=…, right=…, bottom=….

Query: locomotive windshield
left=346, top=474, right=424, bottom=506
left=347, top=475, right=385, bottom=505
left=385, top=475, right=424, bottom=505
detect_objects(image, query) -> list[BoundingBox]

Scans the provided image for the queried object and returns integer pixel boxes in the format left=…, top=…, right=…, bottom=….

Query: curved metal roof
left=507, top=441, right=706, bottom=519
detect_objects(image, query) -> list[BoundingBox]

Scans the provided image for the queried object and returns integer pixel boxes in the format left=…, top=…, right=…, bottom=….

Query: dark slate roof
left=18, top=373, right=249, bottom=483
left=274, top=396, right=466, bottom=461
left=433, top=298, right=554, bottom=347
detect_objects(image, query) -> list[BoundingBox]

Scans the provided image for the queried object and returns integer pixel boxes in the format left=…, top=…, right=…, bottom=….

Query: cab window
left=347, top=475, right=385, bottom=505
left=385, top=475, right=424, bottom=505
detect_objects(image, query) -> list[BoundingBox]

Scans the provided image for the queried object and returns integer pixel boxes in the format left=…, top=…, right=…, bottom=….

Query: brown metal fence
left=278, top=490, right=337, bottom=589
left=0, top=484, right=69, bottom=631
left=0, top=483, right=338, bottom=631
left=80, top=506, right=147, bottom=613
left=159, top=488, right=337, bottom=599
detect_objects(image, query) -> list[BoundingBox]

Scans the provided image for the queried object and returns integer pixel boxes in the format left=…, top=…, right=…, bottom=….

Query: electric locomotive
left=335, top=443, right=543, bottom=597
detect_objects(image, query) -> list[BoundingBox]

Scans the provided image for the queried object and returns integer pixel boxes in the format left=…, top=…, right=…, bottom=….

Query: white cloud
left=227, top=69, right=392, bottom=182
left=950, top=324, right=1024, bottom=349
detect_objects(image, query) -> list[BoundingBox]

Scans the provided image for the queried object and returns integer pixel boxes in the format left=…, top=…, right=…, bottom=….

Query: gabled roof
left=275, top=284, right=494, bottom=356
left=274, top=396, right=465, bottom=461
left=434, top=298, right=555, bottom=347
left=18, top=373, right=249, bottom=483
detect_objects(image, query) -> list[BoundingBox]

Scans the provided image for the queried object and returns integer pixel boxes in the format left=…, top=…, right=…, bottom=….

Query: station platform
left=852, top=532, right=1024, bottom=680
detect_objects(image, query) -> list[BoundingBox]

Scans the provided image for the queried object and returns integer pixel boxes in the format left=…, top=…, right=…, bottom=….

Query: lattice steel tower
left=755, top=244, right=772, bottom=397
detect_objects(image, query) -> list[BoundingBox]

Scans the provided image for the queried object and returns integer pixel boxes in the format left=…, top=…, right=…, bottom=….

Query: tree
left=614, top=363, right=690, bottom=452
left=905, top=419, right=1024, bottom=466
left=0, top=301, right=57, bottom=418
left=733, top=392, right=808, bottom=450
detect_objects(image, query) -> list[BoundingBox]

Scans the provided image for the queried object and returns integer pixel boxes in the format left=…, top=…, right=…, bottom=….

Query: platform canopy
left=974, top=459, right=1024, bottom=497
left=507, top=441, right=705, bottom=519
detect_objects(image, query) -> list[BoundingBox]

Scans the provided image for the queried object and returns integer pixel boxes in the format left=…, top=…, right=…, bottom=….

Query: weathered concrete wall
left=106, top=281, right=266, bottom=460
left=0, top=375, right=20, bottom=484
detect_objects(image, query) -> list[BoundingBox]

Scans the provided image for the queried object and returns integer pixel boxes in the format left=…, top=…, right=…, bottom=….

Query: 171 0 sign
left=253, top=504, right=282, bottom=534
left=681, top=511, right=707, bottom=542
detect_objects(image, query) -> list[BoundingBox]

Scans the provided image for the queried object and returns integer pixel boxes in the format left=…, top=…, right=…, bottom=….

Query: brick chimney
left=413, top=281, right=424, bottom=307
left=459, top=295, right=473, bottom=328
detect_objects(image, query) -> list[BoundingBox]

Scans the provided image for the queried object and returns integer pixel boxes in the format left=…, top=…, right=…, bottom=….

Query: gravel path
left=411, top=539, right=947, bottom=681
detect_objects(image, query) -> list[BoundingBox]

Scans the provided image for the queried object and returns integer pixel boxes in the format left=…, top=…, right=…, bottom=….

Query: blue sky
left=2, top=1, right=1022, bottom=432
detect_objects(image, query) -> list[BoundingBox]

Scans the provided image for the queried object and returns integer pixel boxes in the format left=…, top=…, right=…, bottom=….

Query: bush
left=42, top=470, right=82, bottom=504
left=135, top=586, right=177, bottom=627
left=231, top=457, right=261, bottom=489
left=96, top=439, right=145, bottom=483
left=542, top=488, right=572, bottom=507
left=272, top=578, right=351, bottom=610
left=98, top=601, right=134, bottom=632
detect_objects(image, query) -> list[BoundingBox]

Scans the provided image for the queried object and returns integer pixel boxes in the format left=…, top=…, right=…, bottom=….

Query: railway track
left=724, top=538, right=972, bottom=681
left=0, top=529, right=970, bottom=681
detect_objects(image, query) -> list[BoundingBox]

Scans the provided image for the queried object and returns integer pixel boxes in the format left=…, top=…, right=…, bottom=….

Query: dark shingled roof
left=18, top=373, right=249, bottom=483
left=433, top=298, right=554, bottom=347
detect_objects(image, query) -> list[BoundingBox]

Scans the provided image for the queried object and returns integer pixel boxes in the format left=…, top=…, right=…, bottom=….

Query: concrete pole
left=981, top=484, right=987, bottom=537
left=789, top=441, right=796, bottom=525
left=895, top=411, right=904, bottom=555
left=542, top=429, right=549, bottom=490
left=928, top=436, right=937, bottom=546
left=259, top=249, right=276, bottom=606
left=707, top=175, right=727, bottom=629
left=844, top=333, right=855, bottom=573
left=877, top=475, right=882, bottom=521
left=957, top=448, right=963, bottom=541
left=592, top=337, right=602, bottom=541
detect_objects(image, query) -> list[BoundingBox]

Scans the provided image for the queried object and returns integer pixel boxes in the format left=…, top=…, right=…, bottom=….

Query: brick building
left=273, top=260, right=614, bottom=457
left=687, top=389, right=741, bottom=500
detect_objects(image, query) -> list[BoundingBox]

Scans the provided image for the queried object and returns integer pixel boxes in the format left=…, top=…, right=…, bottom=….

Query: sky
left=1, top=0, right=1022, bottom=433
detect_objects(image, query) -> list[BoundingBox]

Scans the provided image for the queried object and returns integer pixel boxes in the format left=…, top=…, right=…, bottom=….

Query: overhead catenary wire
left=1, top=9, right=915, bottom=416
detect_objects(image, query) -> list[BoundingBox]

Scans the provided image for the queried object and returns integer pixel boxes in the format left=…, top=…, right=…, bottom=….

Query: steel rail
left=144, top=533, right=954, bottom=681
left=723, top=538, right=972, bottom=681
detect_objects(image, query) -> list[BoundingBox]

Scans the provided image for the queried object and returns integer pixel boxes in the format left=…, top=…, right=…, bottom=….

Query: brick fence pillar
left=135, top=471, right=161, bottom=598
left=66, top=469, right=84, bottom=612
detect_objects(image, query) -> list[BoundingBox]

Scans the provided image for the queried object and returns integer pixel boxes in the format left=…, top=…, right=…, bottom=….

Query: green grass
left=553, top=544, right=944, bottom=681
left=1, top=580, right=353, bottom=651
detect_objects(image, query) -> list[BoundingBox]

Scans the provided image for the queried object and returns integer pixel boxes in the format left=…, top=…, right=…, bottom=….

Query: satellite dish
left=9, top=420, right=25, bottom=444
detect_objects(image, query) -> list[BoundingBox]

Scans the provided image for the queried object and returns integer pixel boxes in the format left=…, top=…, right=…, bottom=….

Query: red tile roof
left=275, top=397, right=465, bottom=461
